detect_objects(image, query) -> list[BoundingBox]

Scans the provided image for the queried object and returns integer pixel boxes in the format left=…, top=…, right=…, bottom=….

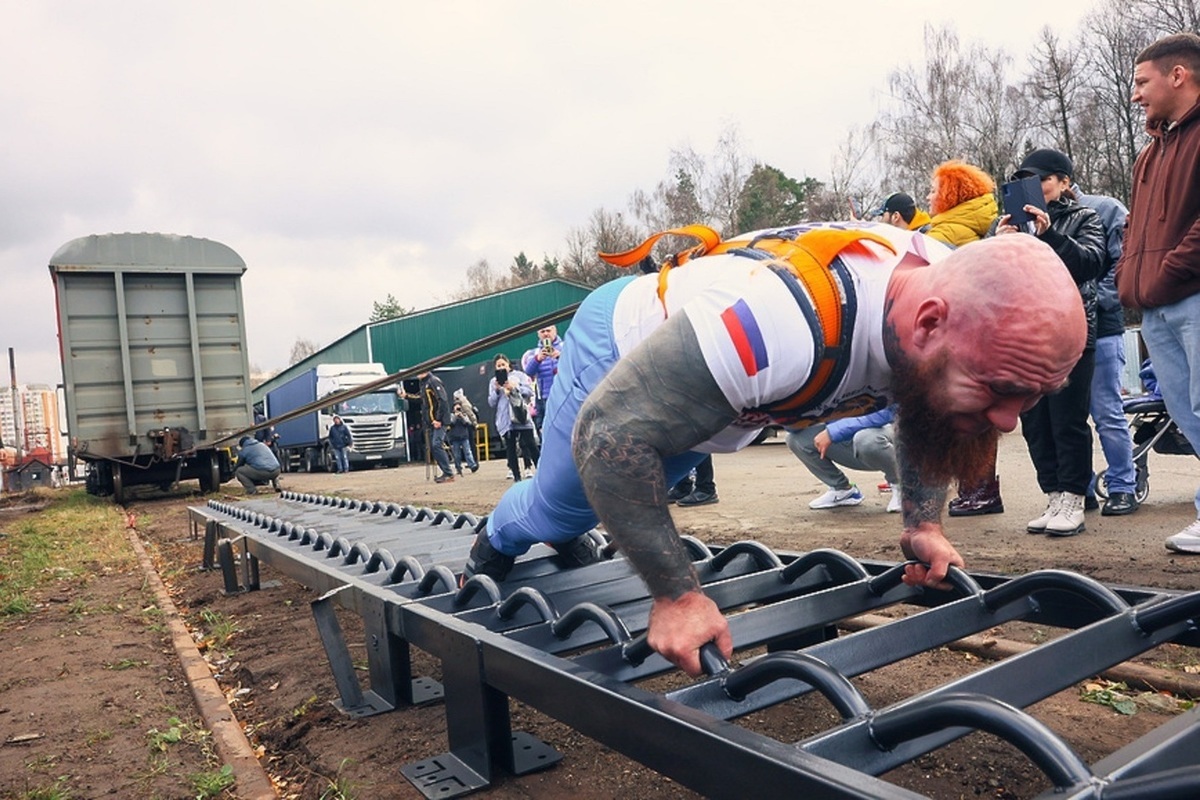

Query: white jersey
left=609, top=222, right=952, bottom=452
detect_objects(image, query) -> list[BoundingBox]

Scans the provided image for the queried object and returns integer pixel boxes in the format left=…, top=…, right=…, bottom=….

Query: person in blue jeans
left=328, top=415, right=353, bottom=474
left=1076, top=185, right=1138, bottom=516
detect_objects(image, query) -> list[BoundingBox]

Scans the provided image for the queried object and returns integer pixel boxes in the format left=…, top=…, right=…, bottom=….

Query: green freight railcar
left=49, top=233, right=253, bottom=501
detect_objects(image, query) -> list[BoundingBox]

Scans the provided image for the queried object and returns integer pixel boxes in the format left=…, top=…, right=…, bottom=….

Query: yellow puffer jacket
left=925, top=194, right=998, bottom=248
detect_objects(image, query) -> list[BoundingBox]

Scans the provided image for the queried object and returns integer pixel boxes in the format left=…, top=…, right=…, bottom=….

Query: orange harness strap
left=599, top=225, right=897, bottom=420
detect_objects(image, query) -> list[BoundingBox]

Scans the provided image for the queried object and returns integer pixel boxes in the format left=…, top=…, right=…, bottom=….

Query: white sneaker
left=810, top=486, right=864, bottom=509
left=1166, top=519, right=1200, bottom=554
left=886, top=491, right=901, bottom=513
left=1045, top=492, right=1086, bottom=537
left=1027, top=492, right=1063, bottom=533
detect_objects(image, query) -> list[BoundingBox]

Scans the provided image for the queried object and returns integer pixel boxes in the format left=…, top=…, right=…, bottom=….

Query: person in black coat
left=996, top=148, right=1106, bottom=537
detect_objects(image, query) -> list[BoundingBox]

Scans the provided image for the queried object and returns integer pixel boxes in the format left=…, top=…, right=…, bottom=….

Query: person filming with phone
left=995, top=148, right=1106, bottom=537
left=522, top=324, right=563, bottom=437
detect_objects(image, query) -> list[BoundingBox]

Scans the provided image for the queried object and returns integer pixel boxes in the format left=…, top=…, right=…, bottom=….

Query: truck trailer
left=265, top=363, right=407, bottom=472
left=49, top=233, right=254, bottom=502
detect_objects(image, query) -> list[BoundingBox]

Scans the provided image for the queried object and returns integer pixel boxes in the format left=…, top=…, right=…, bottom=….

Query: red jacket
left=1116, top=97, right=1200, bottom=310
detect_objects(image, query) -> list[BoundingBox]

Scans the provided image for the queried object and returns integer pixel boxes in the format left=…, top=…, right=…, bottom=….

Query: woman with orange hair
left=924, top=160, right=1005, bottom=515
left=925, top=160, right=999, bottom=248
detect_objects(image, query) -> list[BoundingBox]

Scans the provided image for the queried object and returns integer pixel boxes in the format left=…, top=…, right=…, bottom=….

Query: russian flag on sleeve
left=720, top=299, right=769, bottom=377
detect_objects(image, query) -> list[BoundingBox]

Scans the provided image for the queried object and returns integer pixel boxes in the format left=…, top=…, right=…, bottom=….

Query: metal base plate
left=331, top=689, right=394, bottom=719
left=401, top=731, right=561, bottom=798
left=411, top=676, right=444, bottom=705
left=509, top=730, right=562, bottom=775
left=401, top=754, right=488, bottom=799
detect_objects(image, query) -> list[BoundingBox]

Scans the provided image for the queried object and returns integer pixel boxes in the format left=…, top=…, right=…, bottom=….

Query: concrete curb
left=126, top=527, right=278, bottom=800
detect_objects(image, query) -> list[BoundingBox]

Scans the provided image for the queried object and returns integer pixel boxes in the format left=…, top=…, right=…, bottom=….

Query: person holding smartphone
left=522, top=324, right=563, bottom=437
left=996, top=148, right=1106, bottom=537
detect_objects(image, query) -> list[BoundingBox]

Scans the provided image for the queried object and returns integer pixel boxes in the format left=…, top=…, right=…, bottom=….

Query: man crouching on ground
left=462, top=222, right=1086, bottom=677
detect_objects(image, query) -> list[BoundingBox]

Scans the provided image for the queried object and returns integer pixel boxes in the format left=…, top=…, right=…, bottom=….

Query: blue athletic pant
left=486, top=277, right=707, bottom=556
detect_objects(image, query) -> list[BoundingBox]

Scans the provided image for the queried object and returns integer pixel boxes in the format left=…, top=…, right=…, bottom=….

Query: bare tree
left=288, top=338, right=319, bottom=366
left=1028, top=28, right=1083, bottom=159
left=1127, top=0, right=1200, bottom=36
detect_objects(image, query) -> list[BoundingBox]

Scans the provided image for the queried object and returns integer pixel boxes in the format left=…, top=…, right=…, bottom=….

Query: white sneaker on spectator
left=886, top=491, right=901, bottom=513
left=1045, top=492, right=1086, bottom=536
left=809, top=486, right=863, bottom=510
left=1165, top=519, right=1200, bottom=554
left=1027, top=492, right=1063, bottom=533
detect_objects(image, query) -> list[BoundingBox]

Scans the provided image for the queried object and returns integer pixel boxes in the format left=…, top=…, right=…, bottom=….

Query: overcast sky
left=2, top=0, right=1102, bottom=387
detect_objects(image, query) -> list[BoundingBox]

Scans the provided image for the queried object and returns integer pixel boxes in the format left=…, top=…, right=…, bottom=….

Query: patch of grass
left=105, top=658, right=147, bottom=671
left=146, top=717, right=187, bottom=752
left=0, top=490, right=133, bottom=623
left=319, top=759, right=360, bottom=800
left=190, top=764, right=235, bottom=798
left=292, top=694, right=319, bottom=719
left=197, top=608, right=241, bottom=652
left=15, top=778, right=73, bottom=800
left=83, top=728, right=113, bottom=746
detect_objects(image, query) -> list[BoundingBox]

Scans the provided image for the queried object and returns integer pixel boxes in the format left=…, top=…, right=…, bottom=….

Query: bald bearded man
left=463, top=222, right=1087, bottom=677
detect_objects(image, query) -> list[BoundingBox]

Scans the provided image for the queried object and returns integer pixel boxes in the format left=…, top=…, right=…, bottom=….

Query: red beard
left=890, top=350, right=1000, bottom=486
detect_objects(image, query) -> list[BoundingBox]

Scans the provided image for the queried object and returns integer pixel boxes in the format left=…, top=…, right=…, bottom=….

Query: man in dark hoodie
left=1116, top=32, right=1200, bottom=553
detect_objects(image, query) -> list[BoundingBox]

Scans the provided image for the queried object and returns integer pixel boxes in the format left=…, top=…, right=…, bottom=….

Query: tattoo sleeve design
left=573, top=311, right=738, bottom=600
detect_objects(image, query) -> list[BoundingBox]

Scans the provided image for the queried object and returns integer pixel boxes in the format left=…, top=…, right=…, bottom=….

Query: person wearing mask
left=997, top=148, right=1105, bottom=536
left=488, top=354, right=540, bottom=482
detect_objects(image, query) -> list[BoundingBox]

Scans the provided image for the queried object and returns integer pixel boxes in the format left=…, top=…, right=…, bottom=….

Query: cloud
left=0, top=0, right=1100, bottom=385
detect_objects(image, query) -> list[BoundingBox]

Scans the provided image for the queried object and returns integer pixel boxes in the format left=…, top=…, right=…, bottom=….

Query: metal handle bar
left=779, top=548, right=869, bottom=585
left=869, top=692, right=1092, bottom=789
left=551, top=602, right=631, bottom=644
left=722, top=652, right=869, bottom=719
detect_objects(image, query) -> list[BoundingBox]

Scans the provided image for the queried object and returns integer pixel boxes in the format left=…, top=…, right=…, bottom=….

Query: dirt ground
left=3, top=430, right=1200, bottom=799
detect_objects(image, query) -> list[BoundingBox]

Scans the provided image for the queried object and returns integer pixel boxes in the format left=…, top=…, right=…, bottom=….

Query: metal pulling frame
left=190, top=493, right=1200, bottom=799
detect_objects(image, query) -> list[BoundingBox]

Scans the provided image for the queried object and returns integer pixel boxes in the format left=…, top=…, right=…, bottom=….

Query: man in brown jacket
left=1116, top=32, right=1200, bottom=553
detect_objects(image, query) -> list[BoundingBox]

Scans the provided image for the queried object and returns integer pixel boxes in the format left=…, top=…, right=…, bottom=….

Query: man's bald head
left=934, top=235, right=1087, bottom=357
left=886, top=233, right=1087, bottom=459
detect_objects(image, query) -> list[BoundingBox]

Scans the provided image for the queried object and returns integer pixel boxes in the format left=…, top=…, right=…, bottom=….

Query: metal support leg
left=216, top=539, right=242, bottom=594
left=311, top=587, right=394, bottom=717
left=401, top=612, right=561, bottom=799
left=362, top=595, right=442, bottom=709
left=202, top=519, right=218, bottom=570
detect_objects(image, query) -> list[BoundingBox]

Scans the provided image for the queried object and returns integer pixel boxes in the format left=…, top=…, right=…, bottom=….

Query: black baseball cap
left=870, top=192, right=917, bottom=217
left=1012, top=148, right=1074, bottom=180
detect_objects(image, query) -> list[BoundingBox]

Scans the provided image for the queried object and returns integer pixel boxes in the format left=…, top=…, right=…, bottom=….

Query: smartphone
left=1001, top=176, right=1047, bottom=229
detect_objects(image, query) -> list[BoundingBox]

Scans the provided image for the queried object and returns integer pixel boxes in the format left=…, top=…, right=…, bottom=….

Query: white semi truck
left=264, top=363, right=407, bottom=472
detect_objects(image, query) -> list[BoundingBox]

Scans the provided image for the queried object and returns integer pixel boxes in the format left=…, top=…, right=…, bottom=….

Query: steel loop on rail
left=721, top=652, right=870, bottom=719
left=551, top=602, right=631, bottom=644
left=981, top=569, right=1128, bottom=614
left=779, top=548, right=869, bottom=586
left=497, top=587, right=558, bottom=622
left=708, top=541, right=783, bottom=573
left=868, top=692, right=1092, bottom=789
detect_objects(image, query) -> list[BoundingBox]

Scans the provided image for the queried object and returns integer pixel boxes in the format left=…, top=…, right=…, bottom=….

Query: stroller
left=1096, top=360, right=1197, bottom=504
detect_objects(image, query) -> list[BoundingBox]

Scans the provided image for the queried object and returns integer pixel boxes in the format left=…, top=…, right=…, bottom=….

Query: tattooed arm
left=573, top=310, right=739, bottom=676
left=895, top=436, right=964, bottom=590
